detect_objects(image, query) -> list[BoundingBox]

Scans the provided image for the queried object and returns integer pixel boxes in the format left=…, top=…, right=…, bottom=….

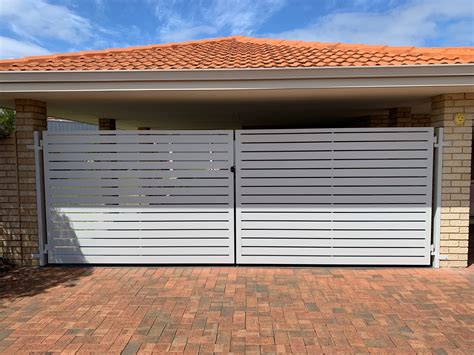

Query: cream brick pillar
left=98, top=118, right=116, bottom=130
left=0, top=131, right=21, bottom=264
left=15, top=99, right=47, bottom=266
left=431, top=93, right=473, bottom=267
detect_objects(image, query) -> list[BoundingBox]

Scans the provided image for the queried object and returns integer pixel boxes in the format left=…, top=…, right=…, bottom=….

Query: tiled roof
left=0, top=36, right=473, bottom=71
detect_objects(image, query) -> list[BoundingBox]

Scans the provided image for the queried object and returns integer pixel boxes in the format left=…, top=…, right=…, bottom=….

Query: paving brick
left=0, top=266, right=472, bottom=353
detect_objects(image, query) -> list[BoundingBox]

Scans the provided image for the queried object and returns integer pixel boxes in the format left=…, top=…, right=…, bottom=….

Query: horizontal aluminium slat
left=242, top=221, right=332, bottom=229
left=52, top=246, right=230, bottom=256
left=334, top=142, right=430, bottom=151
left=333, top=186, right=428, bottom=194
left=49, top=195, right=230, bottom=205
left=240, top=143, right=333, bottom=151
left=236, top=255, right=429, bottom=265
left=240, top=177, right=333, bottom=186
left=242, top=186, right=427, bottom=195
left=239, top=133, right=431, bottom=143
left=241, top=247, right=426, bottom=256
left=47, top=152, right=231, bottom=161
left=49, top=229, right=231, bottom=238
left=241, top=212, right=427, bottom=221
left=240, top=195, right=428, bottom=204
left=332, top=177, right=428, bottom=186
left=51, top=207, right=232, bottom=213
left=242, top=221, right=426, bottom=229
left=237, top=128, right=432, bottom=134
left=45, top=130, right=232, bottom=136
left=48, top=170, right=231, bottom=179
left=240, top=160, right=428, bottom=169
left=53, top=238, right=231, bottom=247
left=242, top=187, right=330, bottom=194
left=46, top=143, right=231, bottom=153
left=332, top=150, right=429, bottom=159
left=49, top=177, right=230, bottom=188
left=44, top=134, right=232, bottom=144
left=240, top=206, right=427, bottom=213
left=241, top=150, right=429, bottom=160
left=238, top=132, right=430, bottom=143
left=332, top=221, right=426, bottom=229
left=47, top=161, right=230, bottom=170
left=50, top=255, right=234, bottom=264
left=239, top=168, right=429, bottom=178
left=239, top=177, right=428, bottom=186
left=52, top=212, right=231, bottom=221
left=241, top=229, right=426, bottom=238
left=240, top=151, right=333, bottom=160
left=238, top=133, right=332, bottom=143
left=241, top=238, right=427, bottom=248
left=241, top=142, right=429, bottom=152
left=51, top=221, right=231, bottom=230
left=332, top=132, right=431, bottom=142
left=50, top=187, right=231, bottom=196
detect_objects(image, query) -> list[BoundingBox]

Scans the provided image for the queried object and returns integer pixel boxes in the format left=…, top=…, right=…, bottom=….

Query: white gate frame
left=432, top=128, right=444, bottom=268
left=34, top=128, right=445, bottom=266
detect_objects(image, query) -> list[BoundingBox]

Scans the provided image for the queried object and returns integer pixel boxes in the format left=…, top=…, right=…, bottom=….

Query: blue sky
left=0, top=0, right=473, bottom=59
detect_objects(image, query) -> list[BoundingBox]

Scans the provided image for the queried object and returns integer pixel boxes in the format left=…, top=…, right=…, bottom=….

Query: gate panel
left=43, top=130, right=234, bottom=264
left=236, top=128, right=434, bottom=265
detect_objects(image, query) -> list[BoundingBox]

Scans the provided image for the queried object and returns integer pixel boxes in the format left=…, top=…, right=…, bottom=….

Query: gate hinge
left=430, top=244, right=435, bottom=255
left=433, top=135, right=439, bottom=148
left=43, top=243, right=49, bottom=254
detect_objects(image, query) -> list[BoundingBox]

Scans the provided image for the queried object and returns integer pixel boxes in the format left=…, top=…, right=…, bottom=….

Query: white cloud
left=0, top=36, right=51, bottom=59
left=268, top=0, right=474, bottom=46
left=149, top=0, right=287, bottom=43
left=0, top=0, right=93, bottom=44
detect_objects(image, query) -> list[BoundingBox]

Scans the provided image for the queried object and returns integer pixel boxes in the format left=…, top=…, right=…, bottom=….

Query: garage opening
left=39, top=128, right=436, bottom=265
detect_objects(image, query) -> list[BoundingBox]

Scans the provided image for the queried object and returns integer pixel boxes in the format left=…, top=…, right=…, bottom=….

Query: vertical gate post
left=432, top=128, right=444, bottom=268
left=33, top=131, right=47, bottom=265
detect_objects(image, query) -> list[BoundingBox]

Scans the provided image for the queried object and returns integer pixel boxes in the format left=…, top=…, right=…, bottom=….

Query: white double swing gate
left=36, top=128, right=439, bottom=266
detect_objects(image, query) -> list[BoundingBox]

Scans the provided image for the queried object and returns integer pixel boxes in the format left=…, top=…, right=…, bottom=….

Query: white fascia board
left=0, top=64, right=473, bottom=93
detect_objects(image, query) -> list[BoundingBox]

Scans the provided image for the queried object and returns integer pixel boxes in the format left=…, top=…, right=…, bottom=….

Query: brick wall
left=0, top=99, right=47, bottom=266
left=99, top=118, right=116, bottom=130
left=411, top=114, right=431, bottom=127
left=369, top=110, right=431, bottom=128
left=431, top=94, right=473, bottom=267
left=368, top=113, right=390, bottom=127
left=389, top=107, right=412, bottom=127
left=0, top=132, right=21, bottom=264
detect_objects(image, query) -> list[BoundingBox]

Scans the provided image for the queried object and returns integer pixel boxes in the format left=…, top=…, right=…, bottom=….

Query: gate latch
left=230, top=166, right=236, bottom=173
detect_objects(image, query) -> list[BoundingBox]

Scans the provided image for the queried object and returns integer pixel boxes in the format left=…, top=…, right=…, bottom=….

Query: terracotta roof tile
left=0, top=35, right=472, bottom=71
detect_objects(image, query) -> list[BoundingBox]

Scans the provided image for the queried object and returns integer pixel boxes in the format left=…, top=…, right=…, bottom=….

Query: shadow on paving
left=0, top=266, right=92, bottom=300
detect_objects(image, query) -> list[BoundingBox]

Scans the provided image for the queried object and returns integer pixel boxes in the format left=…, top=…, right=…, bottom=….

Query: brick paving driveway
left=0, top=266, right=473, bottom=354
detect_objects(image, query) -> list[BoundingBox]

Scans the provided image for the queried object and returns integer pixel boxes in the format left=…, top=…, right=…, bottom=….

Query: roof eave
left=1, top=64, right=473, bottom=93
